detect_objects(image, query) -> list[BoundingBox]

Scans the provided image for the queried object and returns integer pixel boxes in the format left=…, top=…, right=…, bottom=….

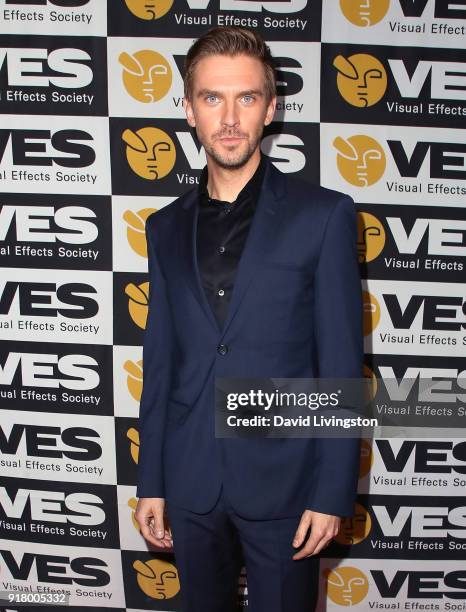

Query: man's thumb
left=293, top=522, right=307, bottom=547
left=152, top=508, right=165, bottom=539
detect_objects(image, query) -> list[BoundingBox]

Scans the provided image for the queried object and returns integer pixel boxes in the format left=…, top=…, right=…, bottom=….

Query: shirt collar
left=198, top=154, right=266, bottom=209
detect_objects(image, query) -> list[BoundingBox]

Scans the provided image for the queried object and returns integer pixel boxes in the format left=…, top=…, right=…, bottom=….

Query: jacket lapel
left=178, top=161, right=287, bottom=336
left=178, top=188, right=222, bottom=333
left=219, top=163, right=285, bottom=338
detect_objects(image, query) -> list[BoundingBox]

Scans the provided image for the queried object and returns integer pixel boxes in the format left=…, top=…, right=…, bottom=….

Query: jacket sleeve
left=306, top=195, right=363, bottom=517
left=136, top=215, right=174, bottom=498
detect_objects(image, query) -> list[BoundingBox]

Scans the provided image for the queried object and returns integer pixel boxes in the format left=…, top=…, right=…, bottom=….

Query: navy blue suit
left=136, top=160, right=363, bottom=519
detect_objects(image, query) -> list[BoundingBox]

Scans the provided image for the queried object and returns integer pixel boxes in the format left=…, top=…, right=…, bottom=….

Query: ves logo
left=357, top=212, right=386, bottom=263
left=125, top=282, right=149, bottom=329
left=119, top=51, right=172, bottom=103
left=325, top=566, right=369, bottom=605
left=127, top=427, right=140, bottom=463
left=340, top=0, right=466, bottom=26
left=124, top=359, right=143, bottom=402
left=339, top=0, right=390, bottom=27
left=334, top=135, right=386, bottom=186
left=359, top=439, right=374, bottom=478
left=123, top=208, right=156, bottom=257
left=133, top=558, right=179, bottom=599
left=363, top=291, right=381, bottom=335
left=124, top=0, right=173, bottom=20
left=128, top=496, right=140, bottom=530
left=335, top=503, right=372, bottom=545
left=333, top=54, right=388, bottom=107
left=122, top=127, right=176, bottom=180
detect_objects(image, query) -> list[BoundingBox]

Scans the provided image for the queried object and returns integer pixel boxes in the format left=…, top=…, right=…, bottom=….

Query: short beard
left=204, top=140, right=255, bottom=169
left=202, top=128, right=263, bottom=169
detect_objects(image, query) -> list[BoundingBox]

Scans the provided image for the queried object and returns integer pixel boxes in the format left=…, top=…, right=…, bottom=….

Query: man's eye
left=206, top=95, right=218, bottom=103
left=242, top=95, right=254, bottom=104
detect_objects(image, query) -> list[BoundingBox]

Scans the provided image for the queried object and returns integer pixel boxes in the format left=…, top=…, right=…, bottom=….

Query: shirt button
left=219, top=246, right=225, bottom=254
left=218, top=289, right=225, bottom=296
left=217, top=344, right=228, bottom=355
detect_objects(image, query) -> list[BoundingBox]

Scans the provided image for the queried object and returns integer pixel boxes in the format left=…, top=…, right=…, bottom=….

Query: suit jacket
left=136, top=160, right=363, bottom=520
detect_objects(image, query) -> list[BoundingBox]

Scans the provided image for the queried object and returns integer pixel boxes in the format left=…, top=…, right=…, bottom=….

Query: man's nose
left=221, top=99, right=239, bottom=127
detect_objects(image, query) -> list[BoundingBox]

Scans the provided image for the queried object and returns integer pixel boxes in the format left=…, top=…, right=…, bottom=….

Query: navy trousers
left=167, top=485, right=319, bottom=612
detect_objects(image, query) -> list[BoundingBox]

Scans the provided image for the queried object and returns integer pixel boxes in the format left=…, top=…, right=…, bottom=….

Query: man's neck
left=206, top=150, right=261, bottom=202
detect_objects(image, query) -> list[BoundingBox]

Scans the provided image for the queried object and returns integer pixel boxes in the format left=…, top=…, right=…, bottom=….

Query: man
left=135, top=26, right=363, bottom=612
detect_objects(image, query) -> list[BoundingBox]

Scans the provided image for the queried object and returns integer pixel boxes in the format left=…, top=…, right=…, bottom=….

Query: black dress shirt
left=196, top=156, right=266, bottom=329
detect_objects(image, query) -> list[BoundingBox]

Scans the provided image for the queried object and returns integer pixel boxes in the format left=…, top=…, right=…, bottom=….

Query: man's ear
left=264, top=96, right=276, bottom=126
left=183, top=97, right=196, bottom=128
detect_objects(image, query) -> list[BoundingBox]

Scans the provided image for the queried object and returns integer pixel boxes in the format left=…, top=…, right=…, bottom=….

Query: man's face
left=183, top=54, right=276, bottom=169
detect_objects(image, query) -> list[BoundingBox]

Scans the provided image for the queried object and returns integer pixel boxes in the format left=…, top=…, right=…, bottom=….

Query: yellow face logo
left=362, top=364, right=378, bottom=405
left=125, top=282, right=150, bottom=329
left=357, top=212, right=386, bottom=263
left=119, top=50, right=172, bottom=103
left=334, top=135, right=386, bottom=187
left=362, top=290, right=380, bottom=336
left=124, top=359, right=143, bottom=402
left=325, top=566, right=369, bottom=606
left=123, top=208, right=156, bottom=258
left=334, top=54, right=387, bottom=107
left=133, top=558, right=180, bottom=599
left=124, top=0, right=174, bottom=20
left=123, top=127, right=176, bottom=180
left=335, top=503, right=372, bottom=546
left=128, top=496, right=140, bottom=531
left=359, top=439, right=374, bottom=479
left=340, top=0, right=390, bottom=27
left=127, top=427, right=140, bottom=464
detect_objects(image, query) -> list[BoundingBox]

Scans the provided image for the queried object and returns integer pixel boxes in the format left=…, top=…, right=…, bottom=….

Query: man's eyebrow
left=239, top=89, right=264, bottom=97
left=197, top=89, right=220, bottom=97
left=196, top=89, right=264, bottom=98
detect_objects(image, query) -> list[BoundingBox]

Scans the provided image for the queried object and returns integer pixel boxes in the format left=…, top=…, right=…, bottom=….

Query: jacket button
left=217, top=344, right=228, bottom=355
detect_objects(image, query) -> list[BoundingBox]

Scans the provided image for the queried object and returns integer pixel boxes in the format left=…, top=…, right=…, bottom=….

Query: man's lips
left=217, top=136, right=246, bottom=143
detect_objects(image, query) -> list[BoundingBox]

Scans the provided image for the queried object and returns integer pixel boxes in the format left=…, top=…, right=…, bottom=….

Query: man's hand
left=292, top=509, right=340, bottom=560
left=135, top=497, right=173, bottom=548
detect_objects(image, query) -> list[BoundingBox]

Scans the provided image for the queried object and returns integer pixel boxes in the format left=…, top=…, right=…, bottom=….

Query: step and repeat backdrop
left=0, top=0, right=465, bottom=610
